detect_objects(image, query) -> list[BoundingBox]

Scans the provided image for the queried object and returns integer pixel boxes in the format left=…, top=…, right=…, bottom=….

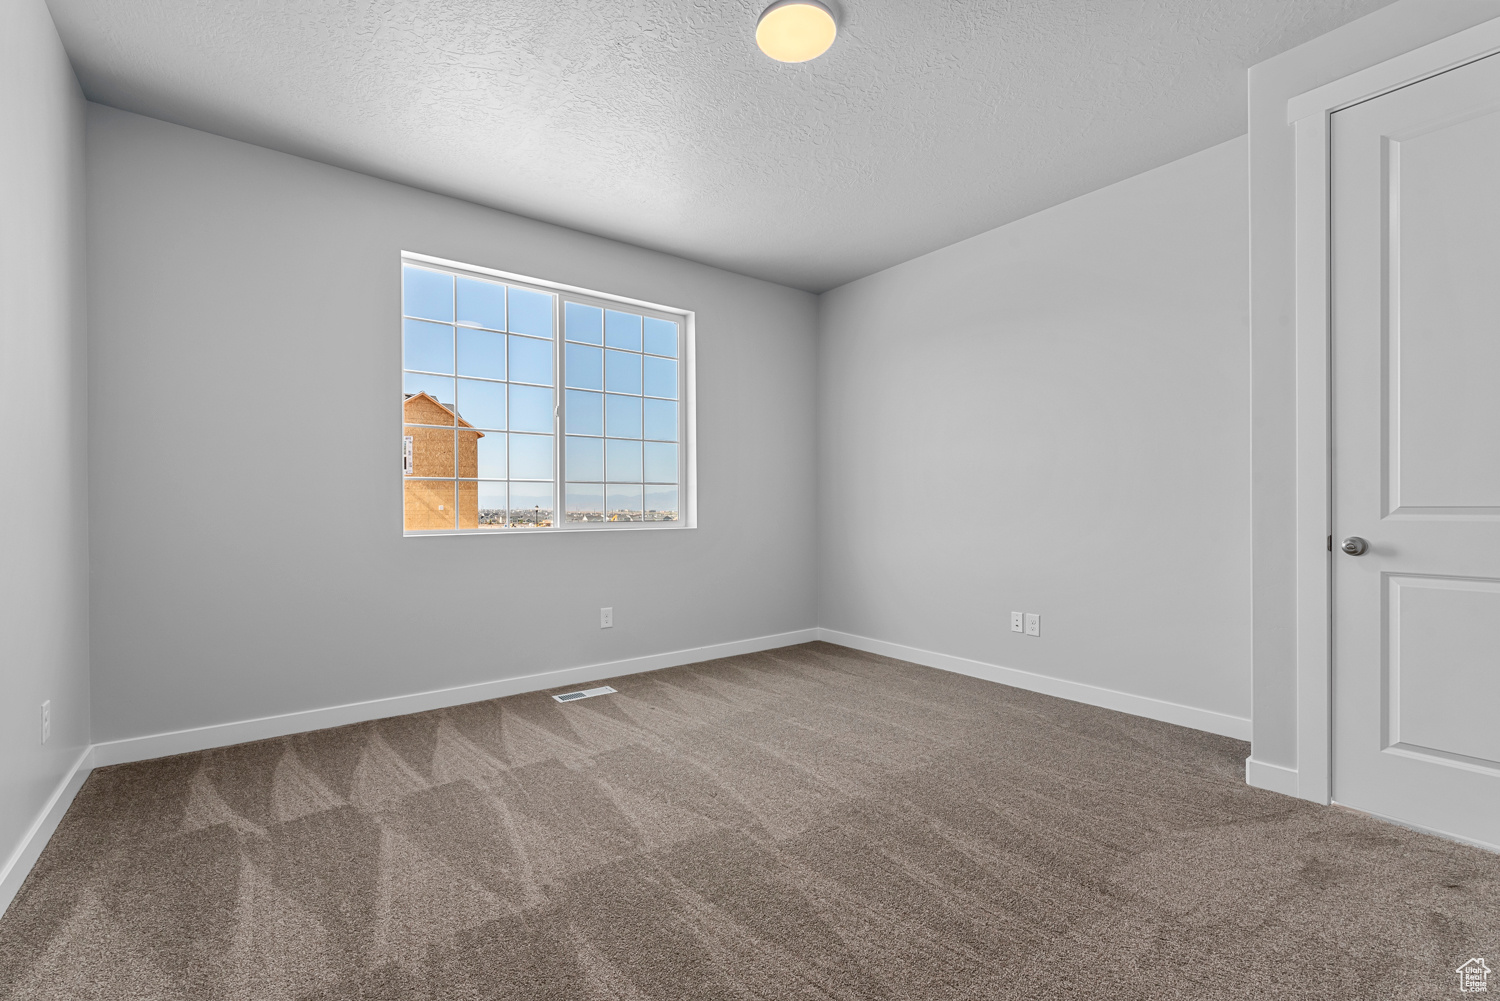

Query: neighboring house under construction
left=403, top=392, right=481, bottom=530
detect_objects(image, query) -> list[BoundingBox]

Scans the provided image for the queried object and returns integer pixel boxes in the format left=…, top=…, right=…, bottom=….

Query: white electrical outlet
left=1010, top=611, right=1024, bottom=633
left=1025, top=613, right=1041, bottom=637
left=41, top=700, right=51, bottom=744
left=600, top=607, right=613, bottom=628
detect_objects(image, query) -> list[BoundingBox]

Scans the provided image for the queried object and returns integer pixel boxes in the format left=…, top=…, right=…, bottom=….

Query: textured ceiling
left=46, top=0, right=1394, bottom=291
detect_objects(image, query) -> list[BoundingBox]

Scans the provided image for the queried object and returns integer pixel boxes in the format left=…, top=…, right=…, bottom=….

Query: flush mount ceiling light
left=756, top=0, right=838, bottom=63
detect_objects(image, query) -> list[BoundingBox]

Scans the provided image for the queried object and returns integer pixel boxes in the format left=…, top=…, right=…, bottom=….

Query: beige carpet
left=2, top=642, right=1497, bottom=999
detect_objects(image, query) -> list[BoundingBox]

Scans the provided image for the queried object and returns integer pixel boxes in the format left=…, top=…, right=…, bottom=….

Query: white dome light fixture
left=756, top=0, right=838, bottom=63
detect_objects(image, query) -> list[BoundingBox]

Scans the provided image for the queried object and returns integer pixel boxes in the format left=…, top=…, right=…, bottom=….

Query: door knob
left=1341, top=537, right=1368, bottom=556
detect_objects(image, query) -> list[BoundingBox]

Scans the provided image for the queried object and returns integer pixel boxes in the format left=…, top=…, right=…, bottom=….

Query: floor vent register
left=552, top=686, right=616, bottom=703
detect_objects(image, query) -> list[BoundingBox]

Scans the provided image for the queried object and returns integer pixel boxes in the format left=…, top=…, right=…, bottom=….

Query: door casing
left=1287, top=16, right=1500, bottom=810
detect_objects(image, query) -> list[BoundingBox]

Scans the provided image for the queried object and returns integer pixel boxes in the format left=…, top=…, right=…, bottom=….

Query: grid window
left=403, top=264, right=554, bottom=530
left=403, top=257, right=688, bottom=534
left=564, top=307, right=679, bottom=524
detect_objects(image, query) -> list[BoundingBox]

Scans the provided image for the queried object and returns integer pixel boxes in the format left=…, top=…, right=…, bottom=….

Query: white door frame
left=1287, top=18, right=1500, bottom=805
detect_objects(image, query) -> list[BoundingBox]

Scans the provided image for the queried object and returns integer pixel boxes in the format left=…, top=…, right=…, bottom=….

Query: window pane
left=457, top=329, right=505, bottom=380
left=456, top=378, right=506, bottom=431
left=404, top=319, right=453, bottom=374
left=566, top=302, right=603, bottom=344
left=475, top=432, right=505, bottom=478
left=456, top=276, right=505, bottom=330
left=644, top=317, right=677, bottom=357
left=403, top=425, right=455, bottom=477
left=644, top=484, right=678, bottom=521
left=405, top=478, right=455, bottom=530
left=566, top=389, right=603, bottom=436
left=565, top=435, right=604, bottom=481
left=605, top=394, right=642, bottom=438
left=566, top=343, right=603, bottom=390
left=404, top=374, right=455, bottom=415
left=605, top=310, right=642, bottom=351
left=643, top=441, right=677, bottom=483
left=509, top=433, right=554, bottom=480
left=508, top=481, right=554, bottom=528
left=605, top=350, right=642, bottom=395
left=643, top=398, right=677, bottom=441
left=509, top=384, right=554, bottom=433
left=457, top=480, right=479, bottom=528
left=510, top=335, right=553, bottom=385
left=476, top=481, right=506, bottom=528
left=643, top=356, right=677, bottom=399
left=508, top=287, right=552, bottom=337
left=606, top=439, right=643, bottom=482
left=605, top=484, right=643, bottom=521
left=566, top=483, right=605, bottom=522
left=456, top=428, right=482, bottom=478
left=403, top=266, right=453, bottom=322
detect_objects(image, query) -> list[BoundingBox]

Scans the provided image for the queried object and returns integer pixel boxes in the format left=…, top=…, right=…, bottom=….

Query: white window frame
left=401, top=250, right=697, bottom=535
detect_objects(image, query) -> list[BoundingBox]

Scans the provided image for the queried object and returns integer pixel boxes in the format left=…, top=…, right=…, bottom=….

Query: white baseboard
left=91, top=628, right=820, bottom=767
left=1245, top=756, right=1300, bottom=797
left=1335, top=804, right=1500, bottom=856
left=0, top=747, right=93, bottom=920
left=815, top=628, right=1252, bottom=741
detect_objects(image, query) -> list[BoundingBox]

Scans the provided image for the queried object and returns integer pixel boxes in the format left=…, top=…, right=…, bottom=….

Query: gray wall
left=817, top=138, right=1251, bottom=722
left=0, top=0, right=91, bottom=878
left=1247, top=1, right=1500, bottom=775
left=87, top=106, right=818, bottom=743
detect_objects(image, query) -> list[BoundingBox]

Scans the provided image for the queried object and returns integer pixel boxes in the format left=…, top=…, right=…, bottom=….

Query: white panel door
left=1332, top=52, right=1500, bottom=849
